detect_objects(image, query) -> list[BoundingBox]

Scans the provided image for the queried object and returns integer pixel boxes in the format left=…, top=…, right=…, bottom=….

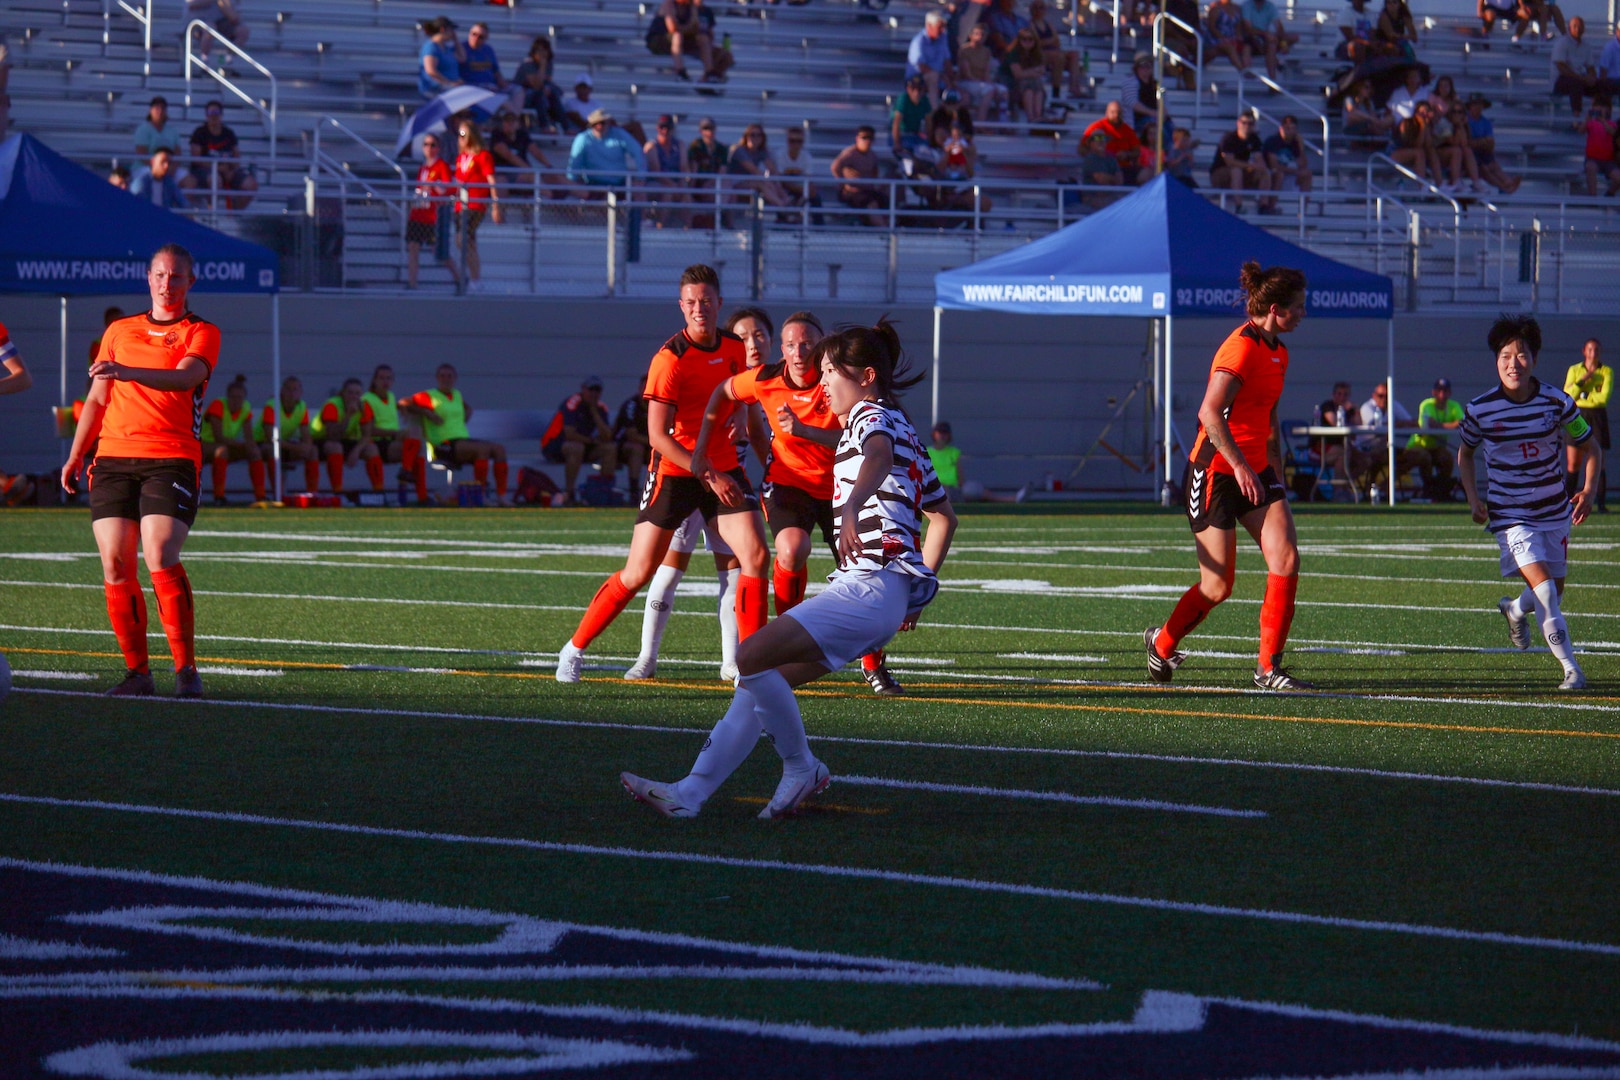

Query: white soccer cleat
left=555, top=642, right=584, bottom=683
left=623, top=656, right=657, bottom=681
left=758, top=759, right=831, bottom=820
left=719, top=661, right=739, bottom=683
left=620, top=772, right=698, bottom=818
left=1498, top=597, right=1531, bottom=651
left=1558, top=669, right=1587, bottom=691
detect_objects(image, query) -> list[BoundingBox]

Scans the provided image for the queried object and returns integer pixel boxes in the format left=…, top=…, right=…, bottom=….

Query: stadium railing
left=1233, top=69, right=1330, bottom=192
left=183, top=19, right=277, bottom=176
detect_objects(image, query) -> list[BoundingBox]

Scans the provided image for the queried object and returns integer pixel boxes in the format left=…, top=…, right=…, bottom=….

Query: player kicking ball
left=620, top=320, right=957, bottom=820
left=1460, top=315, right=1603, bottom=690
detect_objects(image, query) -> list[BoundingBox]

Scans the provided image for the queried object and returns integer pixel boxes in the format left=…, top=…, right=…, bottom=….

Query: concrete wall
left=3, top=292, right=1616, bottom=490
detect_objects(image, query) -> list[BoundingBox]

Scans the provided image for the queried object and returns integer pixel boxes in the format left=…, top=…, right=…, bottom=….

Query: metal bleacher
left=2, top=0, right=1618, bottom=310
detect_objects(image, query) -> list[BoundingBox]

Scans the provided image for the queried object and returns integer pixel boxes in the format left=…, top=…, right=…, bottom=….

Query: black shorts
left=763, top=481, right=835, bottom=551
left=1185, top=463, right=1286, bottom=534
left=321, top=437, right=363, bottom=454
left=1580, top=406, right=1611, bottom=451
left=372, top=433, right=398, bottom=454
left=638, top=466, right=757, bottom=530
left=406, top=219, right=438, bottom=246
left=89, top=457, right=201, bottom=528
left=434, top=439, right=468, bottom=462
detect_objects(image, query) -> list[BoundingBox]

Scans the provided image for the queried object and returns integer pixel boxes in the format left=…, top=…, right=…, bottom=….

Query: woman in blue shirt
left=418, top=18, right=463, bottom=98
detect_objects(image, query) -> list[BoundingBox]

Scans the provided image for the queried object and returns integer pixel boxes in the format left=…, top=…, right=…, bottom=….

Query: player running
left=1462, top=315, right=1603, bottom=691
left=557, top=264, right=771, bottom=683
left=201, top=374, right=266, bottom=505
left=60, top=244, right=221, bottom=698
left=620, top=319, right=957, bottom=819
left=402, top=363, right=509, bottom=504
left=311, top=377, right=383, bottom=495
left=1145, top=261, right=1313, bottom=692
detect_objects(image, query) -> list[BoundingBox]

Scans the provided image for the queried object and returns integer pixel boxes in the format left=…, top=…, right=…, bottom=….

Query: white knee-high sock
left=1532, top=579, right=1580, bottom=674
left=1510, top=587, right=1537, bottom=619
left=673, top=689, right=761, bottom=807
left=638, top=564, right=684, bottom=662
left=740, top=668, right=812, bottom=772
left=716, top=567, right=739, bottom=671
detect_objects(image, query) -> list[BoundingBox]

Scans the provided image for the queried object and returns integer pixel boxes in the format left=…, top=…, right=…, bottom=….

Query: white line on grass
left=836, top=775, right=1266, bottom=817
left=195, top=666, right=284, bottom=677
left=998, top=653, right=1110, bottom=663
left=12, top=688, right=1618, bottom=796
left=9, top=670, right=96, bottom=681
left=3, top=791, right=1615, bottom=958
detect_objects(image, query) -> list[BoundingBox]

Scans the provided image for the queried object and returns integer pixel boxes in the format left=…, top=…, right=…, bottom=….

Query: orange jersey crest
left=96, top=312, right=222, bottom=468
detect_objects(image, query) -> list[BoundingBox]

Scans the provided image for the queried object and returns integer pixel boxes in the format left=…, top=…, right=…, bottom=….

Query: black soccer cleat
left=863, top=661, right=905, bottom=696
left=1144, top=626, right=1186, bottom=683
left=1253, top=666, right=1316, bottom=692
left=174, top=665, right=204, bottom=699
left=105, top=669, right=155, bottom=697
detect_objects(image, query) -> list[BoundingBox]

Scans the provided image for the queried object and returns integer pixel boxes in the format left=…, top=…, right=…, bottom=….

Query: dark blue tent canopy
left=0, top=132, right=278, bottom=295
left=934, top=174, right=1392, bottom=319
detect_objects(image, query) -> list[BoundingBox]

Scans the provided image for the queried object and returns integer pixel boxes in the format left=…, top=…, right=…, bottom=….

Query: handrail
left=311, top=116, right=406, bottom=182
left=107, top=0, right=153, bottom=81
left=1235, top=68, right=1330, bottom=191
left=1365, top=152, right=1464, bottom=299
left=184, top=19, right=278, bottom=176
left=1151, top=11, right=1203, bottom=126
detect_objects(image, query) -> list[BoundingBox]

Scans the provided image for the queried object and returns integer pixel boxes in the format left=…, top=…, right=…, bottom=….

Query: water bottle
left=1335, top=405, right=1346, bottom=426
left=722, top=32, right=732, bottom=50
left=1370, top=482, right=1383, bottom=504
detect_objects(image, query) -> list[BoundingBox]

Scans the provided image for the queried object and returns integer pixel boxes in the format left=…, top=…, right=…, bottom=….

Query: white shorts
left=1497, top=521, right=1569, bottom=579
left=668, top=509, right=734, bottom=557
left=783, top=568, right=915, bottom=671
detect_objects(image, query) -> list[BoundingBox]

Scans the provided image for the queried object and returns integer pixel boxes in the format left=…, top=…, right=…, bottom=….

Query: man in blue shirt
left=984, top=0, right=1028, bottom=58
left=462, top=22, right=523, bottom=115
left=568, top=108, right=648, bottom=189
left=1599, top=23, right=1620, bottom=83
left=906, top=11, right=956, bottom=108
left=129, top=149, right=186, bottom=209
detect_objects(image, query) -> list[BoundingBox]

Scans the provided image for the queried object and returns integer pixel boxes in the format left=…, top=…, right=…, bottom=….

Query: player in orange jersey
left=557, top=264, right=772, bottom=682
left=60, top=244, right=220, bottom=698
left=1145, top=261, right=1312, bottom=692
left=202, top=374, right=266, bottom=504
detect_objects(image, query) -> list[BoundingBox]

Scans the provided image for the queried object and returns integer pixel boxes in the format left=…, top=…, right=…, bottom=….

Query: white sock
left=716, top=567, right=739, bottom=671
left=740, top=669, right=812, bottom=772
left=1532, top=579, right=1581, bottom=675
left=638, top=564, right=683, bottom=662
left=673, top=689, right=762, bottom=808
left=1510, top=587, right=1537, bottom=619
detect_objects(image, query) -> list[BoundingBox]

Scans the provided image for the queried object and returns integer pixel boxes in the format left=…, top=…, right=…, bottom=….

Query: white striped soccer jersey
left=1460, top=378, right=1592, bottom=533
left=831, top=399, right=946, bottom=578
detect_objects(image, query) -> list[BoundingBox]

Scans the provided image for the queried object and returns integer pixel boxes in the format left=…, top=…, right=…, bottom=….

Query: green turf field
left=2, top=503, right=1618, bottom=1071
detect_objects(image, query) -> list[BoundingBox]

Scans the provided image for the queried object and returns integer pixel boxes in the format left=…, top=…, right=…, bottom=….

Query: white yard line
left=836, top=775, right=1265, bottom=817
left=9, top=670, right=96, bottom=681
left=998, top=653, right=1111, bottom=663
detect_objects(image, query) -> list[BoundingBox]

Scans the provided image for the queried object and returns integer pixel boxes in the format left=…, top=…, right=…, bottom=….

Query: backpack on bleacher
left=514, top=467, right=560, bottom=506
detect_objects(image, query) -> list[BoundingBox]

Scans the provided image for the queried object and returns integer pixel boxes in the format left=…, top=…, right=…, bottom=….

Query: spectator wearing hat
left=685, top=117, right=729, bottom=226
left=892, top=76, right=934, bottom=160
left=643, top=114, right=689, bottom=224
left=1078, top=128, right=1123, bottom=207
left=567, top=107, right=646, bottom=192
left=908, top=11, right=957, bottom=109
left=418, top=17, right=464, bottom=99
left=956, top=22, right=1010, bottom=122
left=543, top=375, right=619, bottom=503
left=1029, top=0, right=1082, bottom=100
left=1465, top=95, right=1521, bottom=194
left=563, top=73, right=598, bottom=133
left=133, top=96, right=183, bottom=155
left=1242, top=0, right=1298, bottom=80
left=1407, top=377, right=1463, bottom=500
left=1121, top=53, right=1159, bottom=141
left=830, top=125, right=885, bottom=226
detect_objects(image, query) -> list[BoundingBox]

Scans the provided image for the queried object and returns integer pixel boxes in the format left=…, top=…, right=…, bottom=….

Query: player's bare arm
left=91, top=355, right=209, bottom=392
left=1198, top=371, right=1263, bottom=502
left=1267, top=404, right=1285, bottom=475
left=686, top=381, right=741, bottom=504
left=897, top=499, right=958, bottom=632
left=1457, top=441, right=1487, bottom=525
left=61, top=376, right=113, bottom=493
left=646, top=399, right=694, bottom=479
left=0, top=356, right=32, bottom=396
left=1570, top=439, right=1603, bottom=526
left=747, top=403, right=770, bottom=469
left=776, top=403, right=841, bottom=447
left=837, top=433, right=894, bottom=566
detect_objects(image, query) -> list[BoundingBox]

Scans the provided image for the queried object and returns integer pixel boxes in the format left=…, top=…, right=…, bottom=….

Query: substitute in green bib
left=259, top=375, right=322, bottom=494
left=363, top=364, right=425, bottom=496
left=402, top=362, right=509, bottom=504
left=312, top=377, right=383, bottom=495
left=201, top=374, right=266, bottom=505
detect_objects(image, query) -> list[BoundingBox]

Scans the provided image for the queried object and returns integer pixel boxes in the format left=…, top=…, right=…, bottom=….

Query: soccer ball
left=0, top=652, right=10, bottom=704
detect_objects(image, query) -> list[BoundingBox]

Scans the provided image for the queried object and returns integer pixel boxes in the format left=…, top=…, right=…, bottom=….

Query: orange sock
left=736, top=574, right=768, bottom=639
left=365, top=456, right=385, bottom=492
left=304, top=459, right=320, bottom=492
left=474, top=458, right=489, bottom=486
left=103, top=579, right=149, bottom=673
left=1159, top=585, right=1219, bottom=657
left=1258, top=572, right=1299, bottom=673
left=211, top=456, right=227, bottom=500
left=571, top=572, right=637, bottom=649
left=149, top=563, right=195, bottom=671
left=861, top=650, right=884, bottom=672
left=326, top=453, right=344, bottom=493
left=248, top=459, right=266, bottom=501
left=494, top=460, right=509, bottom=498
left=772, top=562, right=807, bottom=615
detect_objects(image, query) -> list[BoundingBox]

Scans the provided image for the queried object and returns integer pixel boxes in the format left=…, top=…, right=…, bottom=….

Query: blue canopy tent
left=933, top=175, right=1398, bottom=503
left=0, top=133, right=291, bottom=495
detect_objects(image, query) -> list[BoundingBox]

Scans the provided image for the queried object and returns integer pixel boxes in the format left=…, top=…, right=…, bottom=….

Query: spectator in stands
left=643, top=114, right=689, bottom=224
left=729, top=124, right=792, bottom=210
left=179, top=99, right=258, bottom=209
left=454, top=122, right=497, bottom=290
left=463, top=23, right=524, bottom=116
left=1553, top=19, right=1609, bottom=118
left=130, top=149, right=186, bottom=210
left=567, top=107, right=646, bottom=193
left=1244, top=0, right=1298, bottom=81
left=984, top=0, right=1029, bottom=58
left=1121, top=53, right=1158, bottom=141
left=1585, top=97, right=1620, bottom=197
left=133, top=96, right=183, bottom=155
left=262, top=376, right=322, bottom=494
left=1386, top=66, right=1427, bottom=123
left=1465, top=95, right=1520, bottom=194
left=1078, top=129, right=1122, bottom=207
left=1211, top=111, right=1274, bottom=212
left=1003, top=28, right=1049, bottom=124
left=778, top=126, right=821, bottom=213
left=491, top=108, right=555, bottom=220
left=403, top=363, right=510, bottom=505
left=543, top=375, right=619, bottom=503
left=1343, top=79, right=1392, bottom=144
left=1601, top=23, right=1620, bottom=91
left=651, top=0, right=721, bottom=83
left=1355, top=380, right=1413, bottom=493
left=614, top=375, right=650, bottom=497
left=1083, top=100, right=1144, bottom=183
left=1438, top=103, right=1485, bottom=192
left=1166, top=127, right=1199, bottom=185
left=418, top=17, right=464, bottom=98
left=957, top=22, right=1009, bottom=122
left=1406, top=377, right=1462, bottom=500
left=515, top=37, right=566, bottom=133
left=1564, top=338, right=1610, bottom=511
left=407, top=134, right=458, bottom=290
left=1314, top=381, right=1371, bottom=487
left=892, top=76, right=934, bottom=161
left=186, top=0, right=247, bottom=62
left=108, top=165, right=131, bottom=189
left=1374, top=0, right=1418, bottom=59
left=1029, top=1, right=1081, bottom=101
left=1386, top=109, right=1436, bottom=184
left=685, top=116, right=728, bottom=226
left=926, top=91, right=976, bottom=165
left=1158, top=0, right=1201, bottom=90
left=830, top=125, right=885, bottom=226
left=1205, top=0, right=1253, bottom=72
left=563, top=74, right=596, bottom=132
left=1263, top=115, right=1311, bottom=198
left=908, top=10, right=957, bottom=109
left=1336, top=0, right=1376, bottom=62
left=1427, top=74, right=1460, bottom=118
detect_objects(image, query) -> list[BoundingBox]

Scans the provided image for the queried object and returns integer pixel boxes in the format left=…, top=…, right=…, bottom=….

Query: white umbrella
left=395, top=86, right=512, bottom=155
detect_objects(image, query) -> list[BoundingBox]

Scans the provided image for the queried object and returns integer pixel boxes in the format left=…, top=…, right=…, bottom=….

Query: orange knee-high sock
left=861, top=649, right=884, bottom=671
left=211, top=456, right=227, bottom=500
left=326, top=453, right=345, bottom=493
left=736, top=574, right=768, bottom=639
left=1158, top=586, right=1220, bottom=657
left=304, top=459, right=320, bottom=492
left=365, top=456, right=385, bottom=492
left=474, top=458, right=489, bottom=487
left=103, top=579, right=149, bottom=674
left=494, top=460, right=509, bottom=498
left=1258, top=572, right=1299, bottom=673
left=149, top=563, right=195, bottom=671
left=571, top=572, right=637, bottom=649
left=248, top=459, right=266, bottom=501
left=772, top=562, right=807, bottom=615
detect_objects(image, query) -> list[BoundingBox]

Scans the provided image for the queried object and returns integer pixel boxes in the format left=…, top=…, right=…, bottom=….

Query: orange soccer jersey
left=1189, top=322, right=1289, bottom=476
left=645, top=328, right=748, bottom=477
left=731, top=363, right=839, bottom=499
left=95, top=312, right=221, bottom=468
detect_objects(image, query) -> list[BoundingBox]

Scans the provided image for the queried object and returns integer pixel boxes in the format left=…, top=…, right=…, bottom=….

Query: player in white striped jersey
left=620, top=320, right=957, bottom=820
left=1459, top=315, right=1603, bottom=690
